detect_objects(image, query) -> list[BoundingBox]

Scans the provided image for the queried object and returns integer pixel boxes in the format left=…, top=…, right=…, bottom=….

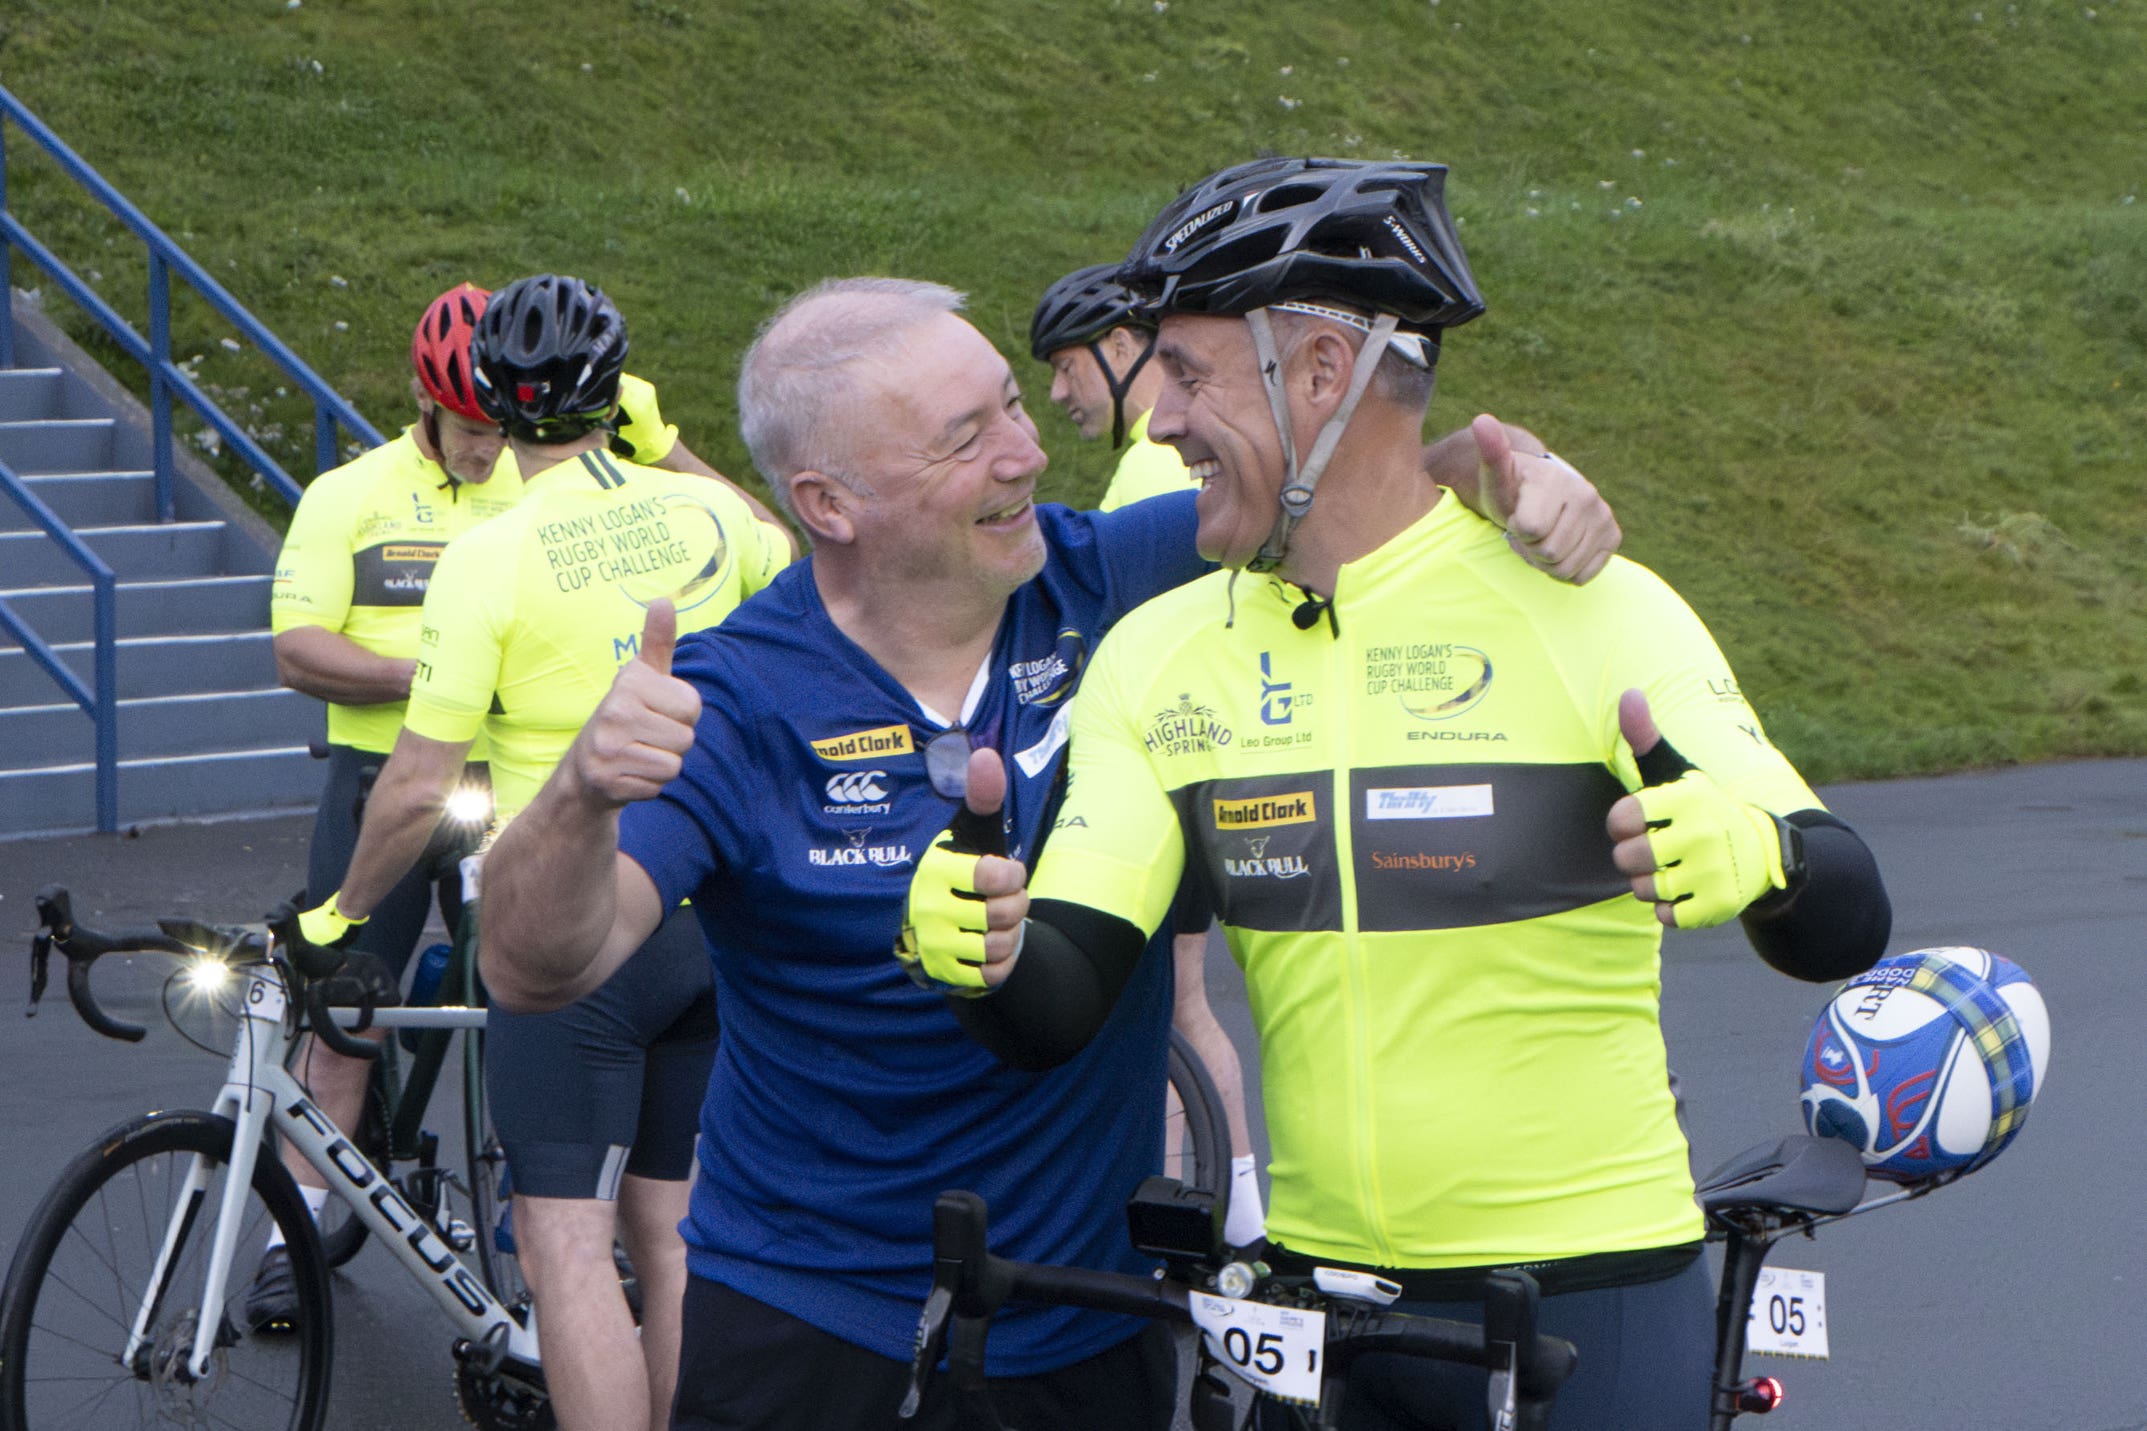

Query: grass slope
left=2, top=0, right=2143, bottom=780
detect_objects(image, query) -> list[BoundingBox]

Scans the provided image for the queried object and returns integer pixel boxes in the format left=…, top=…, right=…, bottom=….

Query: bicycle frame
left=133, top=957, right=536, bottom=1380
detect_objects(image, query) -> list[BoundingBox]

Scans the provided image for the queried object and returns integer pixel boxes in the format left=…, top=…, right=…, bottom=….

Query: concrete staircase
left=0, top=306, right=323, bottom=838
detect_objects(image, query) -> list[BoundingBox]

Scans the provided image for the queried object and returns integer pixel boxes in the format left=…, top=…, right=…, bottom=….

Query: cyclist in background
left=259, top=283, right=785, bottom=1332
left=475, top=274, right=1622, bottom=1431
left=295, top=274, right=792, bottom=1431
left=903, top=159, right=1893, bottom=1430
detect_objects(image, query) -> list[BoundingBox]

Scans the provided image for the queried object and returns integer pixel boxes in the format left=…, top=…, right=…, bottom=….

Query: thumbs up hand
left=1469, top=413, right=1621, bottom=585
left=1606, top=689, right=1792, bottom=928
left=563, top=599, right=704, bottom=809
left=899, top=746, right=1032, bottom=995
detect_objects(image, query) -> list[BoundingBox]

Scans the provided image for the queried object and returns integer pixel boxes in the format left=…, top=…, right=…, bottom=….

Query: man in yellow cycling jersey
left=296, top=274, right=792, bottom=1431
left=1031, top=264, right=1627, bottom=1249
left=259, top=284, right=781, bottom=1335
left=905, top=159, right=1892, bottom=1430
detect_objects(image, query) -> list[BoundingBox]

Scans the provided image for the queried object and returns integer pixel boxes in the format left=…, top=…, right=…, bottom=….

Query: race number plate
left=244, top=970, right=288, bottom=1024
left=1188, top=1293, right=1326, bottom=1405
left=1747, top=1266, right=1829, bottom=1359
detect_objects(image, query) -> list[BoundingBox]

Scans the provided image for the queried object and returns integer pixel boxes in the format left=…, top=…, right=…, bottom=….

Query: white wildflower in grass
left=1529, top=188, right=1543, bottom=198
left=1153, top=0, right=1167, bottom=11
left=220, top=337, right=243, bottom=353
left=676, top=187, right=692, bottom=204
left=333, top=321, right=349, bottom=332
left=1626, top=196, right=1642, bottom=208
left=1598, top=179, right=1614, bottom=190
left=1280, top=65, right=1293, bottom=75
left=88, top=269, right=102, bottom=283
left=1337, top=56, right=1350, bottom=66
left=581, top=62, right=594, bottom=72
left=286, top=0, right=301, bottom=7
left=1631, top=148, right=1645, bottom=159
left=328, top=275, right=348, bottom=288
left=1663, top=158, right=1678, bottom=167
left=2123, top=195, right=2137, bottom=206
left=1525, top=207, right=1540, bottom=217
left=1141, top=72, right=1157, bottom=82
left=310, top=58, right=323, bottom=74
left=1278, top=95, right=1300, bottom=110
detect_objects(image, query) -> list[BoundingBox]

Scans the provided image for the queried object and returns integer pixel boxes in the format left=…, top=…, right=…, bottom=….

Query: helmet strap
left=1242, top=308, right=1399, bottom=573
left=1087, top=335, right=1156, bottom=450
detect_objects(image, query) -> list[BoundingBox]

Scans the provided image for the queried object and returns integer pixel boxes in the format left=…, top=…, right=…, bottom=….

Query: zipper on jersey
left=1324, top=608, right=1396, bottom=1268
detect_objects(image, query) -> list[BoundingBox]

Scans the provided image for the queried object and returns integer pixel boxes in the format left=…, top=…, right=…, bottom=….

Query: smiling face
left=1145, top=313, right=1297, bottom=568
left=847, top=312, right=1050, bottom=594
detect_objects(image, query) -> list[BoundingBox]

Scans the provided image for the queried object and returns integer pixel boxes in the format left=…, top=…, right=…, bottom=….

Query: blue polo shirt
left=619, top=496, right=1205, bottom=1373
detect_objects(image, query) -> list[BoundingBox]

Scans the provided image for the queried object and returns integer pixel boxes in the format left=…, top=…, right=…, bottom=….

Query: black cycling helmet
left=1030, top=263, right=1160, bottom=448
left=1029, top=263, right=1155, bottom=361
left=1119, top=157, right=1484, bottom=336
left=1118, top=159, right=1486, bottom=575
left=470, top=273, right=628, bottom=443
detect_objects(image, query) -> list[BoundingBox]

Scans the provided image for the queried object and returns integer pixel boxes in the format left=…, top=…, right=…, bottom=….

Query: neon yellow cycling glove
left=297, top=892, right=368, bottom=950
left=1633, top=771, right=1790, bottom=927
left=897, top=835, right=995, bottom=996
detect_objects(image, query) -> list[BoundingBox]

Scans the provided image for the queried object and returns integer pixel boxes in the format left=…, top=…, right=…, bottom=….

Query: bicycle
left=902, top=1177, right=1577, bottom=1431
left=0, top=887, right=549, bottom=1430
left=1693, top=1130, right=1967, bottom=1429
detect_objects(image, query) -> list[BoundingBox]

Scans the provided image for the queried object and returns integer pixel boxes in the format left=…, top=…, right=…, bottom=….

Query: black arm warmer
left=944, top=897, right=1147, bottom=1072
left=1740, top=809, right=1891, bottom=982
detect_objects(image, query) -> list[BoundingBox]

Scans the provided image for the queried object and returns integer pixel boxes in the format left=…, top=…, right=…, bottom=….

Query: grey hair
left=737, top=277, right=968, bottom=518
left=1267, top=306, right=1438, bottom=410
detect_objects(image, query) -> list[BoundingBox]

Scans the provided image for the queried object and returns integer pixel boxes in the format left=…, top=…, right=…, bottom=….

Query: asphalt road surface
left=2, top=759, right=2142, bottom=1430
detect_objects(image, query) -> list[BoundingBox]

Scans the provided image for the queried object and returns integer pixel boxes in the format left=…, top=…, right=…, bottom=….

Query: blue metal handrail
left=0, top=82, right=385, bottom=515
left=0, top=454, right=117, bottom=833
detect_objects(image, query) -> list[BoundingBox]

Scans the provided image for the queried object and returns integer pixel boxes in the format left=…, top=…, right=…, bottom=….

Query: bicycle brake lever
left=29, top=931, right=49, bottom=1017
left=899, top=1283, right=954, bottom=1419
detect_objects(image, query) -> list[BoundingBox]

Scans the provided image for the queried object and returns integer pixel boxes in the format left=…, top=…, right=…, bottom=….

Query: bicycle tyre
left=0, top=1110, right=333, bottom=1431
left=1167, top=1027, right=1231, bottom=1218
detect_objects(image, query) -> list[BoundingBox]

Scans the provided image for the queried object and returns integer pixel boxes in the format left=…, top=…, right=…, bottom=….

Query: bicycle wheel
left=0, top=1110, right=332, bottom=1431
left=1167, top=1027, right=1230, bottom=1213
left=464, top=1025, right=529, bottom=1313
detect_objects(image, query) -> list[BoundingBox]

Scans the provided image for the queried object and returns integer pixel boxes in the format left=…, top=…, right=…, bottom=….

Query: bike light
left=445, top=782, right=494, bottom=826
left=1736, top=1376, right=1785, bottom=1414
left=181, top=956, right=232, bottom=994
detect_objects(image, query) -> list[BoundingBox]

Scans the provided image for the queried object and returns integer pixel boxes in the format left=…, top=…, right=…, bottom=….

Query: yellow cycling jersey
left=403, top=449, right=788, bottom=824
left=270, top=429, right=527, bottom=753
left=1096, top=410, right=1198, bottom=512
left=1032, top=495, right=1819, bottom=1271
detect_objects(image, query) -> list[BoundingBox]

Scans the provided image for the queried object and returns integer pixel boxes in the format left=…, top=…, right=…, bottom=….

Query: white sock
left=265, top=1185, right=331, bottom=1252
left=1225, top=1154, right=1267, bottom=1249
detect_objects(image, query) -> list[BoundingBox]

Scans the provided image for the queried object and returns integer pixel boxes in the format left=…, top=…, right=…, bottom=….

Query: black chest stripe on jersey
left=1170, top=762, right=1629, bottom=935
left=1348, top=762, right=1627, bottom=932
left=1171, top=772, right=1344, bottom=934
left=351, top=542, right=445, bottom=607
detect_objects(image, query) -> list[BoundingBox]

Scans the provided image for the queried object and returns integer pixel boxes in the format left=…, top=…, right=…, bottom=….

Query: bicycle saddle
left=1696, top=1134, right=1867, bottom=1217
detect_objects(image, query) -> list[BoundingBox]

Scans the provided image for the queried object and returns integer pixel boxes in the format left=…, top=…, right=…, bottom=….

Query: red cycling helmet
left=410, top=282, right=492, bottom=421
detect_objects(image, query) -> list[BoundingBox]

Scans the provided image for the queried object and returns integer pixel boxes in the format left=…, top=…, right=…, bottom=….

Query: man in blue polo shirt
left=479, top=276, right=1620, bottom=1429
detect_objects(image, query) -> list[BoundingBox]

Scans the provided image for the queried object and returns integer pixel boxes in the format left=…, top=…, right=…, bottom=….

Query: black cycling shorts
left=305, top=743, right=486, bottom=983
left=485, top=904, right=717, bottom=1199
left=1254, top=1250, right=1712, bottom=1431
left=669, top=1275, right=1178, bottom=1431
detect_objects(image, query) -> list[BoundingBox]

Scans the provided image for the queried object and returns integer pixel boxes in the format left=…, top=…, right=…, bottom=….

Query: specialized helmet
left=1030, top=263, right=1160, bottom=448
left=470, top=274, right=628, bottom=443
left=1119, top=156, right=1484, bottom=336
left=410, top=282, right=491, bottom=422
left=1117, top=158, right=1485, bottom=575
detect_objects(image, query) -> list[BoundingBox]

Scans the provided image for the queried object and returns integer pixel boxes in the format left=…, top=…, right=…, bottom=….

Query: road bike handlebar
left=27, top=884, right=393, bottom=1061
left=905, top=1188, right=1576, bottom=1431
